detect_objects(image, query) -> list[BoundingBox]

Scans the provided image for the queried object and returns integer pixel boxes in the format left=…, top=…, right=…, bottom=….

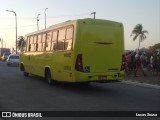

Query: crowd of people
left=122, top=50, right=160, bottom=77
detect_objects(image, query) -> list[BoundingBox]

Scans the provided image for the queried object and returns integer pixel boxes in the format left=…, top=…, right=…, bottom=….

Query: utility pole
left=6, top=10, right=17, bottom=54
left=44, top=8, right=48, bottom=29
left=37, top=14, right=40, bottom=31
left=91, top=12, right=96, bottom=19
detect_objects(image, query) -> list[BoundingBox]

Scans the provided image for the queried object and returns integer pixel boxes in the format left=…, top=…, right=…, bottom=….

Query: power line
left=0, top=24, right=36, bottom=30
left=0, top=13, right=90, bottom=20
left=47, top=13, right=91, bottom=19
left=0, top=13, right=90, bottom=30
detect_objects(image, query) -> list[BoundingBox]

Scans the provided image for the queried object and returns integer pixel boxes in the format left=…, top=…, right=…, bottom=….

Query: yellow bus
left=20, top=18, right=124, bottom=84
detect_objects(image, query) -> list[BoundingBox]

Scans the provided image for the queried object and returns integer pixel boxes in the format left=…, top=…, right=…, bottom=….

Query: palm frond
left=133, top=24, right=142, bottom=32
left=133, top=34, right=139, bottom=41
left=139, top=33, right=147, bottom=42
left=142, top=30, right=149, bottom=34
left=131, top=29, right=140, bottom=34
left=131, top=24, right=143, bottom=36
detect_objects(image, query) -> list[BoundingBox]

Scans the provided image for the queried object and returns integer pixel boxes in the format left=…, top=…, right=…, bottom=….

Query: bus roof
left=25, top=18, right=122, bottom=36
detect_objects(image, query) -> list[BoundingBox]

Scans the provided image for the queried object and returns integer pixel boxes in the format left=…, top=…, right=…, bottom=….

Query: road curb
left=122, top=80, right=160, bottom=89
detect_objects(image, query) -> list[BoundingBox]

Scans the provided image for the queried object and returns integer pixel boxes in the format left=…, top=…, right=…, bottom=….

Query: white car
left=7, top=54, right=19, bottom=66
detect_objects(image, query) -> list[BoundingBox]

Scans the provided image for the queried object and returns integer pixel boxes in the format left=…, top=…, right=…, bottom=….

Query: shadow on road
left=27, top=75, right=116, bottom=95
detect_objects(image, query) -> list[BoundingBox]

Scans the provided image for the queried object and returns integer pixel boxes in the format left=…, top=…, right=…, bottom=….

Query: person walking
left=131, top=52, right=136, bottom=71
left=134, top=52, right=146, bottom=77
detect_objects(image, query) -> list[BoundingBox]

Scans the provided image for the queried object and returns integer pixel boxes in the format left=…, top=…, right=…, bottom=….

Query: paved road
left=0, top=61, right=160, bottom=120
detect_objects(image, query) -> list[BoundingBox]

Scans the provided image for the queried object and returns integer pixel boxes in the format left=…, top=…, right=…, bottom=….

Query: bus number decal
left=64, top=66, right=71, bottom=70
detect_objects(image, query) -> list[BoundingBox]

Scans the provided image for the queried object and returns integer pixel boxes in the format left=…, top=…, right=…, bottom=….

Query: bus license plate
left=98, top=76, right=107, bottom=80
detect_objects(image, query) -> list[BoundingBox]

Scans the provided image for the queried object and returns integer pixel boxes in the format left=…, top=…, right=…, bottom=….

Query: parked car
left=2, top=53, right=10, bottom=61
left=6, top=54, right=19, bottom=66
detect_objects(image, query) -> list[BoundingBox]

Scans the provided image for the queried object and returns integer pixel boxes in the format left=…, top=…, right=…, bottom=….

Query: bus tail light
left=75, top=54, right=83, bottom=72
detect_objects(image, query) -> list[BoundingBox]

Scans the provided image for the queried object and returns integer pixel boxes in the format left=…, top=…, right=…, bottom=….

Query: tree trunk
left=138, top=38, right=140, bottom=49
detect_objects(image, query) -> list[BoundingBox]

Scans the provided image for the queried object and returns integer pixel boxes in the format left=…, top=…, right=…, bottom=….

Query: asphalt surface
left=0, top=61, right=160, bottom=120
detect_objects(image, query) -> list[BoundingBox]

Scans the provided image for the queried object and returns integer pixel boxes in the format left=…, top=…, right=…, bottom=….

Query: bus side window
left=57, top=29, right=65, bottom=50
left=42, top=33, right=47, bottom=51
left=34, top=35, right=37, bottom=51
left=28, top=44, right=31, bottom=52
left=46, top=31, right=52, bottom=51
left=36, top=43, right=38, bottom=51
left=65, top=27, right=73, bottom=50
left=27, top=37, right=30, bottom=52
left=51, top=31, right=57, bottom=51
left=24, top=37, right=27, bottom=51
left=30, top=36, right=35, bottom=52
left=58, top=40, right=64, bottom=50
left=37, top=34, right=42, bottom=51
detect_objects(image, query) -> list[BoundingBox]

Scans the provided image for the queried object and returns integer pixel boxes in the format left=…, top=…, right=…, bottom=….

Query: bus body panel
left=73, top=19, right=124, bottom=82
left=21, top=51, right=74, bottom=82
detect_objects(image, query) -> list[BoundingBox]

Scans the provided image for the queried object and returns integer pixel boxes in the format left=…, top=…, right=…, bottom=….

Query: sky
left=0, top=0, right=159, bottom=50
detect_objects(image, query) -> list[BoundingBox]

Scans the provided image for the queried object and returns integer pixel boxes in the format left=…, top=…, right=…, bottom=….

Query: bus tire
left=21, top=65, right=29, bottom=77
left=45, top=69, right=54, bottom=85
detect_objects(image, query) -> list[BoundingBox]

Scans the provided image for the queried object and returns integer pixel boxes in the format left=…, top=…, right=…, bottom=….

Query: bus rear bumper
left=74, top=71, right=124, bottom=83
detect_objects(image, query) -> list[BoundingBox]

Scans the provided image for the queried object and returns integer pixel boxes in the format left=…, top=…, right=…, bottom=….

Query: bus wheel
left=21, top=64, right=29, bottom=77
left=45, top=70, right=53, bottom=85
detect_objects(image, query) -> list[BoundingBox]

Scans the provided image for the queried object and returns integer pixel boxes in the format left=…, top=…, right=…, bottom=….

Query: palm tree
left=130, top=24, right=148, bottom=49
left=17, top=36, right=26, bottom=52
